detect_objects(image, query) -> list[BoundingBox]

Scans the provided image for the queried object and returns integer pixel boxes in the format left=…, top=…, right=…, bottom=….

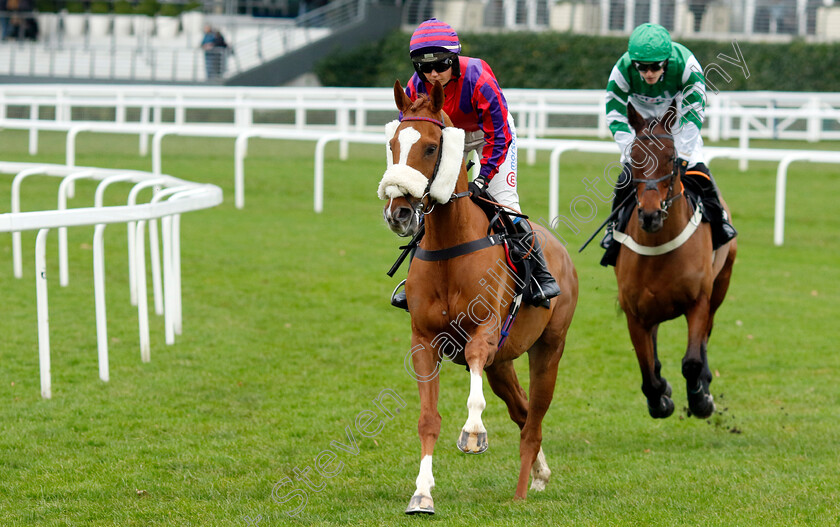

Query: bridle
left=631, top=133, right=683, bottom=217
left=397, top=115, right=471, bottom=223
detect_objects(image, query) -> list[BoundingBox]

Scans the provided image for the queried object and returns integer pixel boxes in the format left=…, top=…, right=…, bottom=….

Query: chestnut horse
left=614, top=102, right=736, bottom=419
left=379, top=80, right=578, bottom=514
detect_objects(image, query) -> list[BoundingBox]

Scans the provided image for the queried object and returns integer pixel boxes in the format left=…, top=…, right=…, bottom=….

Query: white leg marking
left=413, top=455, right=435, bottom=497
left=530, top=447, right=551, bottom=492
left=463, top=371, right=487, bottom=434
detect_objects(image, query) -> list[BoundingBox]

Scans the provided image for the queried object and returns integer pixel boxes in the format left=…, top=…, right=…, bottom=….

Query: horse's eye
left=425, top=144, right=438, bottom=157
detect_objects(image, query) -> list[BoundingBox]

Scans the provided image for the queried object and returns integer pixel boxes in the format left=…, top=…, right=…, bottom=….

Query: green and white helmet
left=628, top=23, right=672, bottom=62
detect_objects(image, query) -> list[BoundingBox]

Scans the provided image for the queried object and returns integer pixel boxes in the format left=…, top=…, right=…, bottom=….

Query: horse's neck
left=422, top=172, right=486, bottom=250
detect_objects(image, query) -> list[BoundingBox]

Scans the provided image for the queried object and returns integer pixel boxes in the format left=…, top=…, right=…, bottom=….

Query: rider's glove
left=676, top=157, right=689, bottom=178
left=468, top=176, right=488, bottom=197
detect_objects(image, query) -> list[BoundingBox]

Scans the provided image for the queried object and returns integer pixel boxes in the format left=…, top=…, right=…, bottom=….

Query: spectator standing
left=0, top=0, right=9, bottom=41
left=201, top=24, right=228, bottom=80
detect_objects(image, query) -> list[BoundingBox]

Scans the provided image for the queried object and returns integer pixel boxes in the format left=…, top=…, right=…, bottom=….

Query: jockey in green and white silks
left=606, top=34, right=705, bottom=167
left=600, top=23, right=737, bottom=267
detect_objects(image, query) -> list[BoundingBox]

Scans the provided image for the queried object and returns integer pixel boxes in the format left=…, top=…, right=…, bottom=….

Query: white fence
left=1, top=85, right=838, bottom=397
left=1, top=85, right=839, bottom=159
left=1, top=161, right=222, bottom=398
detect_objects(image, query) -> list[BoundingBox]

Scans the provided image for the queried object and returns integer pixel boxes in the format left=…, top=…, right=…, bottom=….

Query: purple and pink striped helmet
left=409, top=18, right=461, bottom=59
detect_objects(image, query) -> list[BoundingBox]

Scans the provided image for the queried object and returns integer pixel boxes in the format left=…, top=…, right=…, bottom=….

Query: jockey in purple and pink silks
left=390, top=18, right=561, bottom=311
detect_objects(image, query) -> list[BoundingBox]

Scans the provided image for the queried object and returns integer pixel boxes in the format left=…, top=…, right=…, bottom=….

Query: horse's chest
left=619, top=278, right=703, bottom=321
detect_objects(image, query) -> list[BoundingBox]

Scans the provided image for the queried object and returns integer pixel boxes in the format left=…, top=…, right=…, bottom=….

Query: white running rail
left=1, top=161, right=222, bottom=399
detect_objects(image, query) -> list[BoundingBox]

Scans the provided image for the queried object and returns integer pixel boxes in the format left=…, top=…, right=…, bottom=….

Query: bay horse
left=379, top=80, right=578, bottom=514
left=614, top=102, right=736, bottom=419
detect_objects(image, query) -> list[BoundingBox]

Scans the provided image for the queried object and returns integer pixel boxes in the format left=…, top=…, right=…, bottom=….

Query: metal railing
left=1, top=160, right=222, bottom=398
left=0, top=0, right=367, bottom=81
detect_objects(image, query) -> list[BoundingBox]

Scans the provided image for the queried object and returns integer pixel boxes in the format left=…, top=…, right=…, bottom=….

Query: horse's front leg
left=406, top=339, right=442, bottom=515
left=456, top=338, right=493, bottom=454
left=626, top=317, right=674, bottom=418
left=683, top=296, right=715, bottom=418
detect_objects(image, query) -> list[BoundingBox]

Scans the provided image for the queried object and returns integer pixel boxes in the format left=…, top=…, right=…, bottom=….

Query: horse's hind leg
left=485, top=360, right=550, bottom=493
left=709, top=241, right=737, bottom=339
left=683, top=296, right=715, bottom=418
left=627, top=318, right=674, bottom=418
left=502, top=341, right=563, bottom=500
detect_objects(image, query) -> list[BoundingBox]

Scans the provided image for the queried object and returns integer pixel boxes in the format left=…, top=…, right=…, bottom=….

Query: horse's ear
left=627, top=103, right=646, bottom=134
left=429, top=81, right=445, bottom=114
left=661, top=100, right=678, bottom=135
left=394, top=80, right=412, bottom=113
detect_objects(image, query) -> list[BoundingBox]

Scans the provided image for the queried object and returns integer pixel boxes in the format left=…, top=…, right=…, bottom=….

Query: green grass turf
left=0, top=130, right=838, bottom=526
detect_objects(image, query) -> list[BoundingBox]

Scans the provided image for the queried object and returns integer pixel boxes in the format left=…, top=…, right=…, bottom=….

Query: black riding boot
left=390, top=248, right=415, bottom=311
left=683, top=165, right=737, bottom=250
left=600, top=164, right=634, bottom=267
left=511, top=220, right=561, bottom=308
left=391, top=281, right=409, bottom=311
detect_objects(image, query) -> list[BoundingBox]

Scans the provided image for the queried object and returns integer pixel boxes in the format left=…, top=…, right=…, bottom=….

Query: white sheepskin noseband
left=377, top=120, right=465, bottom=203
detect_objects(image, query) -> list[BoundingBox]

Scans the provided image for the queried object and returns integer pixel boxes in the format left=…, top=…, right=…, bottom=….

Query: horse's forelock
left=409, top=95, right=429, bottom=114
left=405, top=94, right=451, bottom=126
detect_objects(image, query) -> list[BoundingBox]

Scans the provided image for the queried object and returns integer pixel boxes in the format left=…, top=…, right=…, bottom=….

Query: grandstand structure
left=406, top=0, right=840, bottom=41
left=0, top=0, right=400, bottom=84
left=0, top=0, right=838, bottom=84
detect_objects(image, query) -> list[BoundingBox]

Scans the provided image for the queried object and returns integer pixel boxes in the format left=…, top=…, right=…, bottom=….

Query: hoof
left=647, top=394, right=675, bottom=419
left=688, top=393, right=716, bottom=419
left=456, top=430, right=488, bottom=454
left=405, top=494, right=434, bottom=515
left=530, top=478, right=547, bottom=492
left=530, top=448, right=551, bottom=492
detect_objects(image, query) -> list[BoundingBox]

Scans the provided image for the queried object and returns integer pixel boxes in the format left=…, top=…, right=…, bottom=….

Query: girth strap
left=414, top=234, right=506, bottom=262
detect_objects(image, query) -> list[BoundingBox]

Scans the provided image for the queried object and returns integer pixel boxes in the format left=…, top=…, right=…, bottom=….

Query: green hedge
left=314, top=31, right=840, bottom=91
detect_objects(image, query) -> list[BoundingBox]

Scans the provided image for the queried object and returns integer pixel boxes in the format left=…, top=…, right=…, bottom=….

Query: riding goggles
left=633, top=60, right=667, bottom=72
left=413, top=57, right=454, bottom=74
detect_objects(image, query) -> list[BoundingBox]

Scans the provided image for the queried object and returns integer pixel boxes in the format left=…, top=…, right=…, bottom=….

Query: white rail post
left=93, top=223, right=109, bottom=382
left=774, top=156, right=797, bottom=247
left=549, top=144, right=573, bottom=222
left=314, top=133, right=342, bottom=213
left=152, top=129, right=174, bottom=176
left=140, top=105, right=151, bottom=156
left=92, top=172, right=137, bottom=382
left=527, top=108, right=537, bottom=166
left=57, top=170, right=94, bottom=287
left=806, top=97, right=820, bottom=143
left=162, top=214, right=175, bottom=345
left=149, top=186, right=190, bottom=319
left=172, top=213, right=183, bottom=335
left=234, top=131, right=256, bottom=209
left=338, top=106, right=350, bottom=161
left=127, top=178, right=166, bottom=306
left=66, top=124, right=90, bottom=168
left=135, top=220, right=151, bottom=362
left=11, top=167, right=49, bottom=279
left=35, top=228, right=52, bottom=399
left=29, top=102, right=39, bottom=155
left=738, top=115, right=749, bottom=172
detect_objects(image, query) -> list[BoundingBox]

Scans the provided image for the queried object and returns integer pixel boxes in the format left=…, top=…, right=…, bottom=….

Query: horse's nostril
left=395, top=207, right=413, bottom=223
